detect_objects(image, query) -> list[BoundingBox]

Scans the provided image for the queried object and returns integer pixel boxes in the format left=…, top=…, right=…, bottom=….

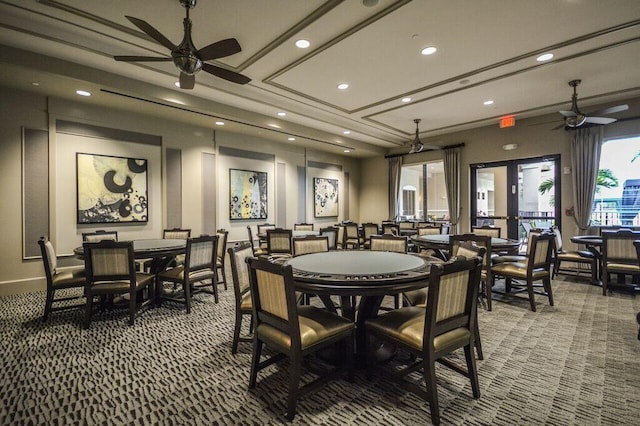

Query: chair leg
left=129, top=289, right=136, bottom=326
left=222, top=266, right=228, bottom=291
left=232, top=311, right=242, bottom=355
left=211, top=278, right=219, bottom=304
left=544, top=277, right=554, bottom=306
left=43, top=289, right=54, bottom=322
left=84, top=293, right=93, bottom=329
left=249, top=338, right=263, bottom=388
left=474, top=311, right=483, bottom=360
left=485, top=274, right=493, bottom=312
left=423, top=358, right=440, bottom=426
left=184, top=282, right=192, bottom=314
left=464, top=344, right=481, bottom=399
left=525, top=280, right=536, bottom=312
left=345, top=333, right=354, bottom=382
left=285, top=356, right=301, bottom=421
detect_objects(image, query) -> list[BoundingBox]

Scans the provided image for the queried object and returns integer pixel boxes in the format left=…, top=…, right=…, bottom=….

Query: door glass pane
left=475, top=166, right=508, bottom=238
left=518, top=160, right=556, bottom=231
left=426, top=162, right=448, bottom=221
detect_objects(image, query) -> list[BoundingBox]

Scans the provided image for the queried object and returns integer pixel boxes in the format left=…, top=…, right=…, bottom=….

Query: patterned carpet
left=1, top=275, right=639, bottom=425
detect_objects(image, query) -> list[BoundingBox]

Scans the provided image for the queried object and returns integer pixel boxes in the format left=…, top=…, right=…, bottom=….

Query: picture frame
left=314, top=177, right=339, bottom=218
left=229, top=168, right=268, bottom=220
left=76, top=152, right=148, bottom=224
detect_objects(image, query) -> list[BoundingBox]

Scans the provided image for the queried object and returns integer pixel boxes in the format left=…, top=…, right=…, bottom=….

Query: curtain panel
left=570, top=127, right=603, bottom=231
left=388, top=157, right=402, bottom=220
left=443, top=147, right=461, bottom=234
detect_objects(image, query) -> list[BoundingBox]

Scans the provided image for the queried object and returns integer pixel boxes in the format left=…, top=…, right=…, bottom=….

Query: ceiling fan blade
left=584, top=116, right=616, bottom=125
left=179, top=73, right=195, bottom=90
left=114, top=55, right=172, bottom=62
left=202, top=63, right=251, bottom=85
left=197, top=38, right=242, bottom=61
left=126, top=16, right=177, bottom=52
left=559, top=110, right=577, bottom=117
left=588, top=104, right=629, bottom=116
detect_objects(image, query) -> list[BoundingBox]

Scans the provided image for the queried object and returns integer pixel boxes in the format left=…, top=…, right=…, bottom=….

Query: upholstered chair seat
left=52, top=269, right=86, bottom=288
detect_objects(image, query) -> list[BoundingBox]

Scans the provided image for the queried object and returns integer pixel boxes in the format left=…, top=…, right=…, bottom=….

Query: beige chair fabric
left=602, top=230, right=640, bottom=295
left=292, top=235, right=329, bottom=256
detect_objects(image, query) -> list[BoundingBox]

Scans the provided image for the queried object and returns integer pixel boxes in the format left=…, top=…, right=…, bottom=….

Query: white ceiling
left=1, top=0, right=640, bottom=157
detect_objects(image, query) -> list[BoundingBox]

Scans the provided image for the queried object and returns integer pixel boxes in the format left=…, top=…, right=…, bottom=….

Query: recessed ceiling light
left=337, top=83, right=349, bottom=90
left=362, top=0, right=379, bottom=6
left=421, top=46, right=437, bottom=56
left=483, top=100, right=494, bottom=106
left=174, top=81, right=181, bottom=87
left=31, top=82, right=39, bottom=86
left=288, top=137, right=295, bottom=141
left=401, top=97, right=412, bottom=103
left=343, top=130, right=351, bottom=135
left=76, top=90, right=91, bottom=97
left=459, top=79, right=470, bottom=85
left=343, top=149, right=351, bottom=153
left=268, top=123, right=281, bottom=129
left=536, top=53, right=554, bottom=62
left=502, top=143, right=518, bottom=151
left=215, top=121, right=224, bottom=126
left=295, top=39, right=310, bottom=49
left=277, top=111, right=286, bottom=116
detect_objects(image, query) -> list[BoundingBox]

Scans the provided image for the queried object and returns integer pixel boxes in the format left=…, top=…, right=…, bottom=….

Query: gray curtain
left=571, top=127, right=603, bottom=231
left=443, top=147, right=461, bottom=234
left=388, top=156, right=402, bottom=220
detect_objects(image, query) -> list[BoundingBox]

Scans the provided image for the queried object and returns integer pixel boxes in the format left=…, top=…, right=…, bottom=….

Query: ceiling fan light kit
left=114, top=0, right=250, bottom=89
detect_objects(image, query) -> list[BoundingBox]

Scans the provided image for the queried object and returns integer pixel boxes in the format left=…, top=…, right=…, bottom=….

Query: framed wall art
left=76, top=153, right=148, bottom=224
left=314, top=177, right=339, bottom=217
left=229, top=168, right=268, bottom=220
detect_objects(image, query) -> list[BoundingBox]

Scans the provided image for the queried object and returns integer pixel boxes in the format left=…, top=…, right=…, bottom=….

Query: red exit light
left=499, top=116, right=515, bottom=128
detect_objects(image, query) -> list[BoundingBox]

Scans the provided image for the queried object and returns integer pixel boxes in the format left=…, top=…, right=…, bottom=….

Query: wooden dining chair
left=247, top=257, right=354, bottom=421
left=292, top=235, right=329, bottom=256
left=83, top=240, right=154, bottom=328
left=365, top=256, right=483, bottom=426
left=156, top=235, right=219, bottom=313
left=266, top=228, right=293, bottom=258
left=381, top=223, right=400, bottom=236
left=601, top=230, right=640, bottom=295
left=293, top=223, right=314, bottom=231
left=228, top=242, right=254, bottom=354
left=247, top=225, right=268, bottom=257
left=38, top=236, right=86, bottom=322
left=319, top=226, right=339, bottom=250
left=551, top=226, right=598, bottom=286
left=472, top=225, right=501, bottom=238
left=343, top=223, right=362, bottom=250
left=361, top=222, right=380, bottom=249
left=215, top=228, right=229, bottom=290
left=82, top=230, right=118, bottom=242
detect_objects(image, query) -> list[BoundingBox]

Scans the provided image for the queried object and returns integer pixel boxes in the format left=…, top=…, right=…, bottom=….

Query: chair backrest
left=293, top=223, right=314, bottom=231
left=423, top=257, right=482, bottom=350
left=184, top=235, right=218, bottom=276
left=449, top=234, right=491, bottom=269
left=471, top=226, right=501, bottom=238
left=163, top=228, right=191, bottom=239
left=257, top=223, right=276, bottom=235
left=398, top=221, right=414, bottom=230
left=344, top=223, right=359, bottom=239
left=228, top=242, right=254, bottom=303
left=335, top=225, right=345, bottom=250
left=417, top=226, right=441, bottom=236
left=246, top=225, right=258, bottom=254
left=83, top=240, right=135, bottom=285
left=526, top=232, right=554, bottom=270
left=216, top=229, right=228, bottom=262
left=82, top=230, right=119, bottom=242
left=550, top=225, right=563, bottom=252
left=319, top=226, right=339, bottom=250
left=362, top=223, right=380, bottom=240
left=369, top=234, right=408, bottom=253
left=440, top=223, right=451, bottom=235
left=247, top=257, right=300, bottom=349
left=38, top=237, right=57, bottom=282
left=634, top=240, right=640, bottom=264
left=293, top=235, right=329, bottom=256
left=381, top=223, right=400, bottom=236
left=603, top=230, right=640, bottom=265
left=267, top=228, right=293, bottom=254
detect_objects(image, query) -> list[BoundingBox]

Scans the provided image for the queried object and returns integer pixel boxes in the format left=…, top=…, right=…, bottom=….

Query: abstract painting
left=314, top=177, right=338, bottom=217
left=76, top=153, right=148, bottom=223
left=229, top=169, right=267, bottom=220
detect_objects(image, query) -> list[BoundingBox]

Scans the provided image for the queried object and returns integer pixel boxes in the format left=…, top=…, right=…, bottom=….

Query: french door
left=470, top=155, right=561, bottom=240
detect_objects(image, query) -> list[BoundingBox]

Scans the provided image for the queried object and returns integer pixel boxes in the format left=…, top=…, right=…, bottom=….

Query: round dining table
left=286, top=251, right=433, bottom=365
left=411, top=234, right=520, bottom=259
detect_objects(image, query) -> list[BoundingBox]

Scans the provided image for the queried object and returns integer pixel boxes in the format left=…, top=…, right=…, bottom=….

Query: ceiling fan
left=114, top=0, right=250, bottom=89
left=408, top=119, right=440, bottom=153
left=554, top=79, right=628, bottom=130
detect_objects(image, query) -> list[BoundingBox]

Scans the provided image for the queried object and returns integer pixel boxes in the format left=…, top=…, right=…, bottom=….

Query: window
left=399, top=161, right=449, bottom=221
left=591, top=136, right=640, bottom=226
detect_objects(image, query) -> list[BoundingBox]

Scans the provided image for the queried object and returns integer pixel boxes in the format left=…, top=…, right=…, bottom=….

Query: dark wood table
left=74, top=238, right=186, bottom=274
left=411, top=234, right=520, bottom=259
left=286, top=251, right=433, bottom=365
